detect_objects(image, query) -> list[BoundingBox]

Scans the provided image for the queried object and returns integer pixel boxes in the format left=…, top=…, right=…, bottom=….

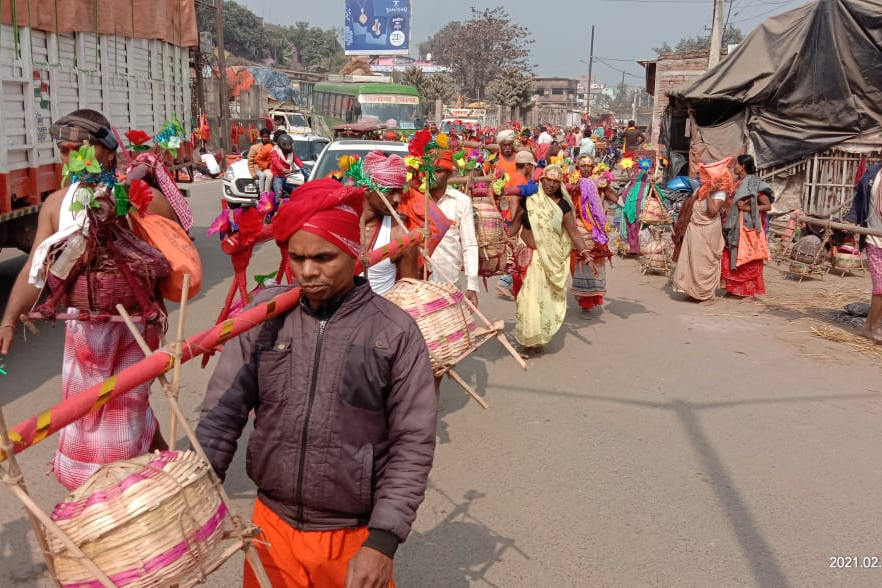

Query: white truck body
left=0, top=23, right=191, bottom=250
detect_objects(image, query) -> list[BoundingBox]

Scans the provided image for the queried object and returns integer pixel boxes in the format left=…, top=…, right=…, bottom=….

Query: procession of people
left=1, top=107, right=880, bottom=588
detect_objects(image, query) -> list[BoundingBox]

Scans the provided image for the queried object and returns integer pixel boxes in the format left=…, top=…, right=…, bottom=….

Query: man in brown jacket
left=246, top=127, right=273, bottom=193
left=196, top=178, right=436, bottom=588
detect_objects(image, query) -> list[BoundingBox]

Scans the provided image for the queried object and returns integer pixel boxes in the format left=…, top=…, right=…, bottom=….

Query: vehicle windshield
left=359, top=103, right=422, bottom=130
left=287, top=114, right=309, bottom=129
left=292, top=139, right=329, bottom=163
left=311, top=145, right=407, bottom=180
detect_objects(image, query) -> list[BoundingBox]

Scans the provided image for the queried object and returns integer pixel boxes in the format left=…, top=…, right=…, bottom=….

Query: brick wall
left=647, top=51, right=716, bottom=146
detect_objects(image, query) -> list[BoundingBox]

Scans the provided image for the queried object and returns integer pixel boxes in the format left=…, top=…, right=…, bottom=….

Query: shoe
left=496, top=284, right=515, bottom=300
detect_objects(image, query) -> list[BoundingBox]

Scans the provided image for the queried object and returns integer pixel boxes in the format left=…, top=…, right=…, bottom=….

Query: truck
left=0, top=4, right=194, bottom=252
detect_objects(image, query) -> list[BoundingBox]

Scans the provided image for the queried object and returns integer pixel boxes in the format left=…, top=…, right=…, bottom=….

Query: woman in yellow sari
left=508, top=165, right=592, bottom=352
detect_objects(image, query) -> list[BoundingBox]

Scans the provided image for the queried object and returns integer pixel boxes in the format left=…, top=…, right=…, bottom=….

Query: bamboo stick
left=795, top=216, right=882, bottom=238
left=169, top=275, right=192, bottom=451
left=0, top=405, right=62, bottom=588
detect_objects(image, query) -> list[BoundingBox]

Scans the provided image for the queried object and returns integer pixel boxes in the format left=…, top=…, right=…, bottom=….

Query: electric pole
left=216, top=0, right=232, bottom=155
left=586, top=25, right=595, bottom=122
left=708, top=0, right=725, bottom=68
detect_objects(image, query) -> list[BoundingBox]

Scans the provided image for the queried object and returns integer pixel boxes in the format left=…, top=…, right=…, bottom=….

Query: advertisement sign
left=344, top=0, right=411, bottom=56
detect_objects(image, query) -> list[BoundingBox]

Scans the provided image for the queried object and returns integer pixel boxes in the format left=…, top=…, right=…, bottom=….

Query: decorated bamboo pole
left=168, top=274, right=191, bottom=450
left=0, top=404, right=65, bottom=588
left=0, top=235, right=424, bottom=461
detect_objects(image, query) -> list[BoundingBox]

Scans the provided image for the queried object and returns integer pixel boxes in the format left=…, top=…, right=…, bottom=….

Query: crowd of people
left=2, top=108, right=881, bottom=588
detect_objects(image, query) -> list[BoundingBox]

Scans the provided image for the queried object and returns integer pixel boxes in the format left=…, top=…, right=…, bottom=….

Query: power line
left=730, top=0, right=799, bottom=23
left=594, top=57, right=644, bottom=79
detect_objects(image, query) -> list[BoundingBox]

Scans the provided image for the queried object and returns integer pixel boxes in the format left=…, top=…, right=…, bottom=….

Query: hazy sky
left=238, top=0, right=804, bottom=88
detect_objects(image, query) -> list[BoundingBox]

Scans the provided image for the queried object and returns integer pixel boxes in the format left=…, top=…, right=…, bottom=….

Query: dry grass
left=758, top=282, right=882, bottom=361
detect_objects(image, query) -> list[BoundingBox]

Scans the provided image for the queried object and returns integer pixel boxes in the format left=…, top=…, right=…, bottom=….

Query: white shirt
left=429, top=187, right=480, bottom=292
left=538, top=131, right=553, bottom=145
left=579, top=137, right=596, bottom=157
left=201, top=153, right=221, bottom=175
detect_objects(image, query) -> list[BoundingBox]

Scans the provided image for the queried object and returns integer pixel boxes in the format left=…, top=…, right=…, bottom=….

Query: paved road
left=1, top=181, right=880, bottom=587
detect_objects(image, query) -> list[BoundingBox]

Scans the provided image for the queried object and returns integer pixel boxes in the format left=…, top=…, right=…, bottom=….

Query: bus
left=310, top=81, right=424, bottom=134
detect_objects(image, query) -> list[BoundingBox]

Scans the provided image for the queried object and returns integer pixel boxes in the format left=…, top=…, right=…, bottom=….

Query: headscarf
left=577, top=177, right=608, bottom=246
left=49, top=113, right=119, bottom=151
left=496, top=129, right=516, bottom=144
left=273, top=178, right=365, bottom=257
left=362, top=150, right=407, bottom=190
left=434, top=150, right=454, bottom=172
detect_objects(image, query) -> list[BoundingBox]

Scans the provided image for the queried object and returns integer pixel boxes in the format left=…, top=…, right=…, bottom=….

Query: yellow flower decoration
left=620, top=157, right=635, bottom=170
left=434, top=133, right=450, bottom=149
left=404, top=155, right=422, bottom=170
left=337, top=154, right=358, bottom=171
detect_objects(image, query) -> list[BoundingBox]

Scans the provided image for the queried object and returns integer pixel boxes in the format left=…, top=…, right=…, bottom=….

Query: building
left=638, top=50, right=725, bottom=146
left=530, top=76, right=581, bottom=127
left=369, top=55, right=449, bottom=75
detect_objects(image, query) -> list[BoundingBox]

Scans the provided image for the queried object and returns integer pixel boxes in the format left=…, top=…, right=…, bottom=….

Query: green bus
left=310, top=81, right=424, bottom=133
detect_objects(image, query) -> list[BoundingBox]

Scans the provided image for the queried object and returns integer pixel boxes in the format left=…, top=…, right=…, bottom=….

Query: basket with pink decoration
left=48, top=450, right=227, bottom=588
left=472, top=197, right=507, bottom=277
left=383, top=279, right=477, bottom=374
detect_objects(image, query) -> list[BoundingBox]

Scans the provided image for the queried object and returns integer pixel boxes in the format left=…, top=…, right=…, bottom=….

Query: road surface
left=1, top=180, right=880, bottom=587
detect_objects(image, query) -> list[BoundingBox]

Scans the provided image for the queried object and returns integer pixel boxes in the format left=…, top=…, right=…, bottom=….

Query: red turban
left=273, top=178, right=365, bottom=257
left=435, top=150, right=454, bottom=172
left=362, top=150, right=407, bottom=189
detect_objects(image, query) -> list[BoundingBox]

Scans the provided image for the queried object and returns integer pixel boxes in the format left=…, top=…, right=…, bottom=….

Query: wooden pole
left=795, top=215, right=882, bottom=238
left=168, top=275, right=192, bottom=450
left=0, top=405, right=63, bottom=587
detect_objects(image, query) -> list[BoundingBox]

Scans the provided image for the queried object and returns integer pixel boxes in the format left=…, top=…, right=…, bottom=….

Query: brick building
left=638, top=50, right=725, bottom=146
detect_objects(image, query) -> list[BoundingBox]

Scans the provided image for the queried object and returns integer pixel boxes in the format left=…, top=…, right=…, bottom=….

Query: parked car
left=269, top=109, right=313, bottom=136
left=223, top=135, right=329, bottom=207
left=309, top=139, right=409, bottom=181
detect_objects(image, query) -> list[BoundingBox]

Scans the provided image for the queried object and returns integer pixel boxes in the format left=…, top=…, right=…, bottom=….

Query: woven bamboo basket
left=472, top=198, right=507, bottom=258
left=788, top=261, right=812, bottom=275
left=832, top=251, right=862, bottom=270
left=645, top=252, right=668, bottom=269
left=49, top=451, right=227, bottom=587
left=790, top=236, right=824, bottom=265
left=639, top=195, right=670, bottom=225
left=384, top=279, right=477, bottom=373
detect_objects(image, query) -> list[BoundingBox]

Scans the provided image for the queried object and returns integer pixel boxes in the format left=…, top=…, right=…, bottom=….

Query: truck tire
left=0, top=214, right=40, bottom=253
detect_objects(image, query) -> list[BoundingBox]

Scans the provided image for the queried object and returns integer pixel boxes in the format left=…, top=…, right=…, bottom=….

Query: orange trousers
left=244, top=499, right=395, bottom=588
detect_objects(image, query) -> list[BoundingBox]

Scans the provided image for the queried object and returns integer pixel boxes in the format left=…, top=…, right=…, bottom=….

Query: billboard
left=344, top=0, right=411, bottom=56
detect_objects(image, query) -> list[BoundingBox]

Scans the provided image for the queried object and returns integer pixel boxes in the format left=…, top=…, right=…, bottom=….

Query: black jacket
left=196, top=279, right=436, bottom=557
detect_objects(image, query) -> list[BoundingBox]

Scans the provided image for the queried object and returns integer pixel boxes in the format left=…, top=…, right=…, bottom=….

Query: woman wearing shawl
left=721, top=155, right=773, bottom=297
left=507, top=165, right=591, bottom=352
left=672, top=158, right=732, bottom=304
left=568, top=156, right=614, bottom=313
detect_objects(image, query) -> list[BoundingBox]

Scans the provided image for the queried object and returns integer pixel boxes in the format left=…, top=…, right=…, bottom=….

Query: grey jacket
left=196, top=279, right=436, bottom=557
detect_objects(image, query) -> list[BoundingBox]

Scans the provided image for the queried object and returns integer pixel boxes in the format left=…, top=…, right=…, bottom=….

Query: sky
left=237, top=0, right=806, bottom=89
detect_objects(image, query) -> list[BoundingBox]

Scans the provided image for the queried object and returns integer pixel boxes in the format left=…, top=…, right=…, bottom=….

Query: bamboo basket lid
left=49, top=450, right=227, bottom=587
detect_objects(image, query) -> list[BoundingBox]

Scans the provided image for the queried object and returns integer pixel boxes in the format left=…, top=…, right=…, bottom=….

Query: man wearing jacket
left=845, top=162, right=882, bottom=343
left=196, top=178, right=437, bottom=587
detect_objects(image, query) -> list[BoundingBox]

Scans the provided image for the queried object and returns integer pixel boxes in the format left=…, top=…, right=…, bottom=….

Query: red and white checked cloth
left=127, top=152, right=194, bottom=232
left=866, top=243, right=882, bottom=296
left=54, top=321, right=160, bottom=490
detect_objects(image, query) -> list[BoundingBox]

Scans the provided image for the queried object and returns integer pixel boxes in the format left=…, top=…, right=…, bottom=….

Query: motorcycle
left=282, top=166, right=309, bottom=196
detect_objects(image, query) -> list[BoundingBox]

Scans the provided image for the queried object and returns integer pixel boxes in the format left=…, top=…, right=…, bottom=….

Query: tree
left=653, top=26, right=744, bottom=56
left=609, top=80, right=634, bottom=120
left=486, top=67, right=534, bottom=120
left=399, top=66, right=458, bottom=105
left=421, top=7, right=533, bottom=101
left=221, top=1, right=267, bottom=62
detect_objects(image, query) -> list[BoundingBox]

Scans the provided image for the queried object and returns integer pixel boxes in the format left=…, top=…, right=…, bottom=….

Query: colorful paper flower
left=128, top=179, right=154, bottom=213
left=638, top=157, right=653, bottom=171
left=207, top=210, right=232, bottom=237
left=434, top=133, right=450, bottom=150
left=125, top=129, right=151, bottom=146
left=620, top=157, right=635, bottom=170
left=257, top=191, right=276, bottom=217
left=408, top=129, right=432, bottom=157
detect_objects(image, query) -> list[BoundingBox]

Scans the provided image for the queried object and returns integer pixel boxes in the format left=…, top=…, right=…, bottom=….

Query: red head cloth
left=435, top=150, right=454, bottom=172
left=362, top=150, right=407, bottom=190
left=273, top=178, right=365, bottom=257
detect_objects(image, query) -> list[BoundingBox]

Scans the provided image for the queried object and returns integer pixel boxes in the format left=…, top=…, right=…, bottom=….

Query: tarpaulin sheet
left=1, top=0, right=197, bottom=47
left=670, top=0, right=882, bottom=167
left=224, top=67, right=299, bottom=103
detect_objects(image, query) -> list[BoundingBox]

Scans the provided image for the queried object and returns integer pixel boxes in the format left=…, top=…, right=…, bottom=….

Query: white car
left=223, top=135, right=329, bottom=207
left=310, top=139, right=409, bottom=181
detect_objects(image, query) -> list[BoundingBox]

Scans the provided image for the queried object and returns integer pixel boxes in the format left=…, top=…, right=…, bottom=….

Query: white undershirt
left=368, top=216, right=397, bottom=295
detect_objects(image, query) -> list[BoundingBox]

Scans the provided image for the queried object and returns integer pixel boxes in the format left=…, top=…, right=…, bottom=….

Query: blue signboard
left=344, top=0, right=411, bottom=55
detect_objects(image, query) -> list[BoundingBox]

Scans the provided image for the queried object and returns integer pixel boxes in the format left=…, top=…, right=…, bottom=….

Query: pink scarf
left=578, top=178, right=608, bottom=245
